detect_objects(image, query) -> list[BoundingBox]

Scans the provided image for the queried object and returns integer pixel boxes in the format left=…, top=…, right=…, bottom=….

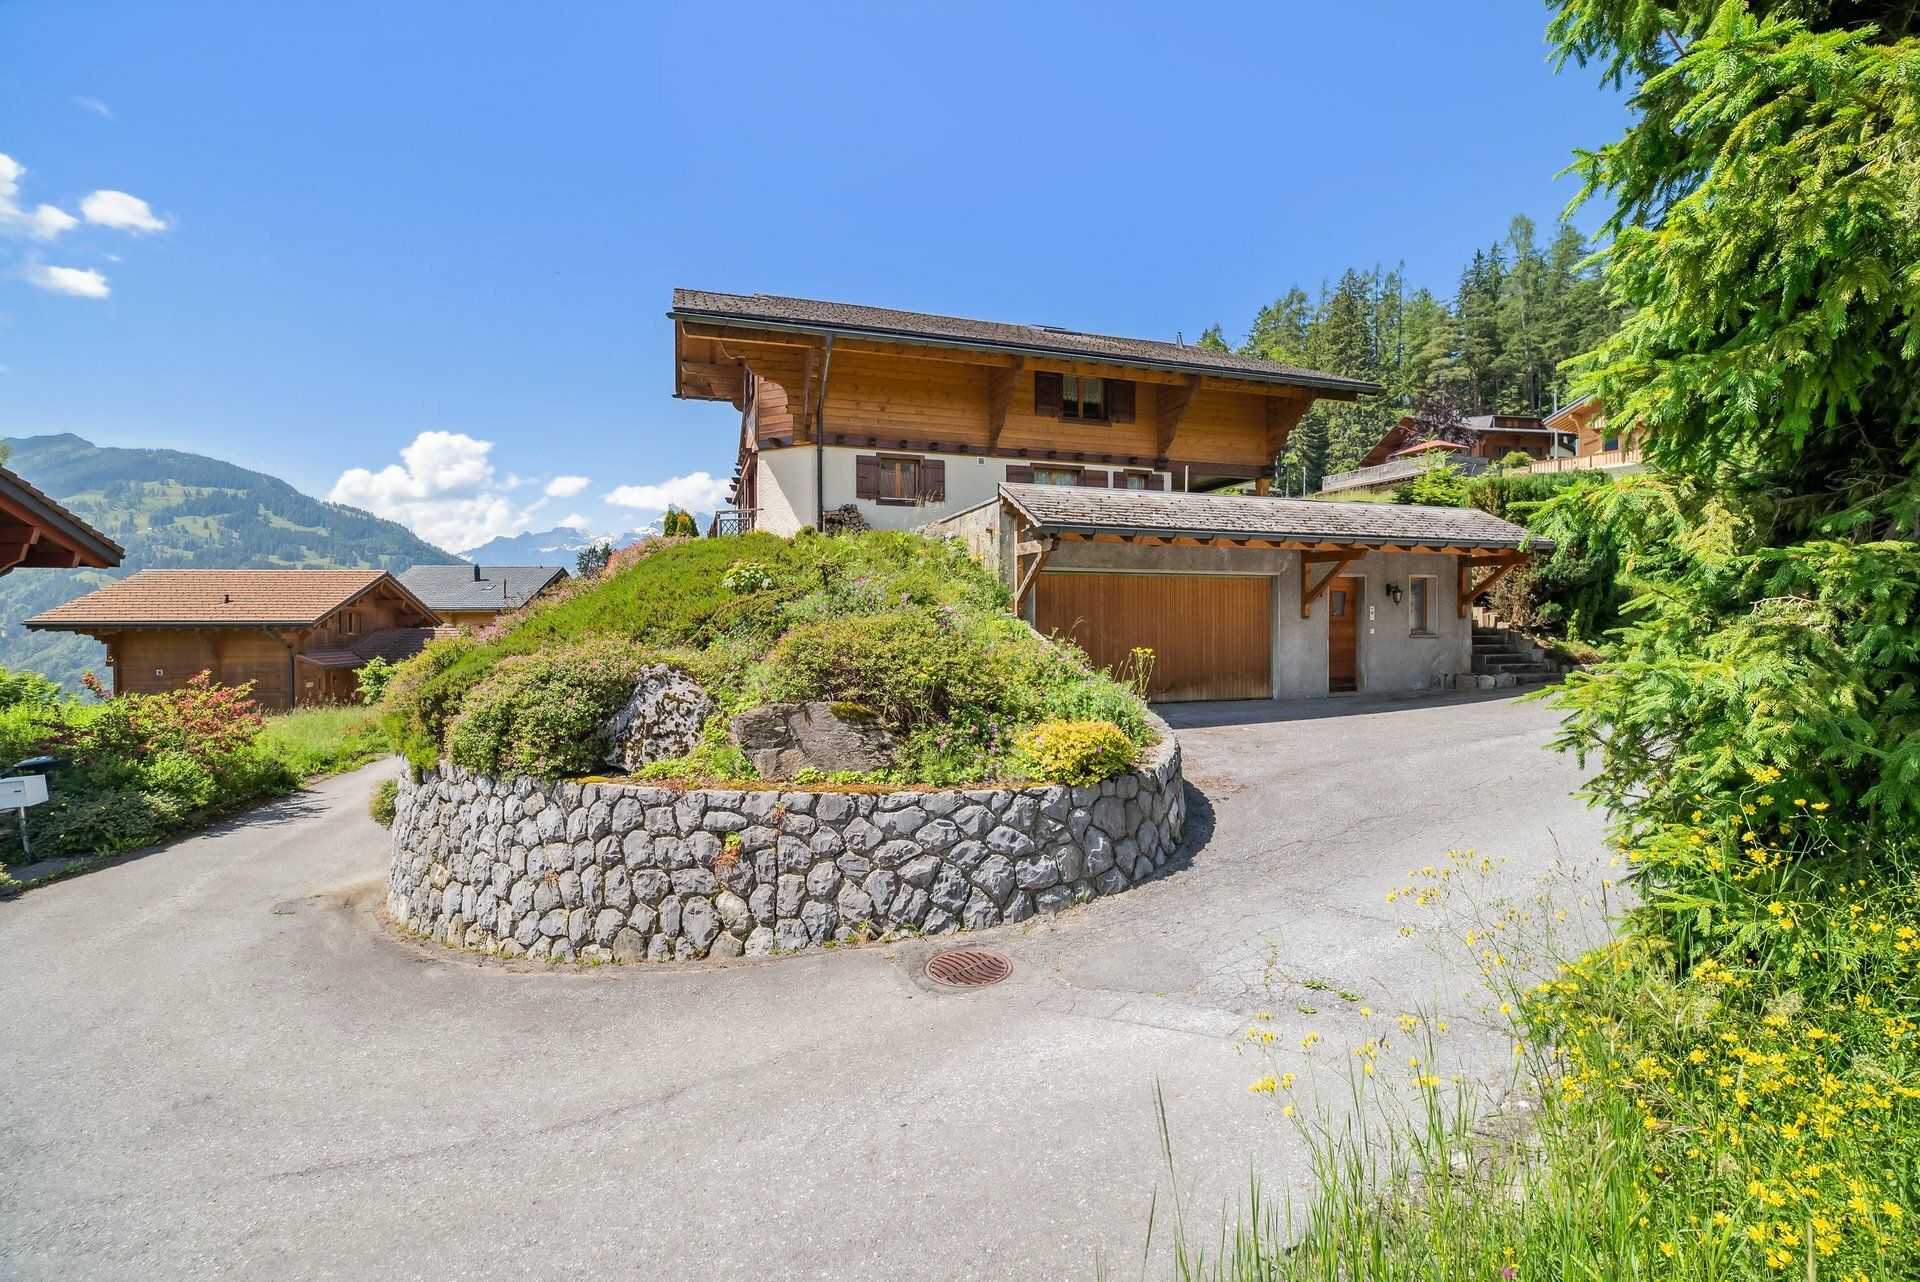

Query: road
left=0, top=690, right=1611, bottom=1280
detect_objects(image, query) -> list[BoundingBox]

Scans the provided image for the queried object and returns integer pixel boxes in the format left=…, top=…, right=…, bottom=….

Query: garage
left=1035, top=572, right=1272, bottom=702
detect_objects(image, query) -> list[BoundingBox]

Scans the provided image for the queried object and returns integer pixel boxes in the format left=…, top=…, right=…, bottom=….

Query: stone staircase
left=1468, top=611, right=1562, bottom=687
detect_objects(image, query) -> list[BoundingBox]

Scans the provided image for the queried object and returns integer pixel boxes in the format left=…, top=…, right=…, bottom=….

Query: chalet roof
left=397, top=564, right=569, bottom=612
left=0, top=464, right=123, bottom=571
left=25, top=569, right=432, bottom=631
left=671, top=290, right=1381, bottom=396
left=294, top=626, right=444, bottom=670
left=999, top=484, right=1545, bottom=552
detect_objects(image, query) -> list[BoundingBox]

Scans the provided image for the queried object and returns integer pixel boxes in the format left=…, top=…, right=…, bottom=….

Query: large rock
left=729, top=701, right=895, bottom=780
left=603, top=665, right=715, bottom=773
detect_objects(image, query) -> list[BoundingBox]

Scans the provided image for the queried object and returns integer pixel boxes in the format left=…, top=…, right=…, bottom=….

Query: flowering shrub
left=1012, top=720, right=1136, bottom=785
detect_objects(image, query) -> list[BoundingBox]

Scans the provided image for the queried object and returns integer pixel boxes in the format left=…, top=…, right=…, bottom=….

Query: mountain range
left=0, top=433, right=463, bottom=689
left=460, top=524, right=660, bottom=567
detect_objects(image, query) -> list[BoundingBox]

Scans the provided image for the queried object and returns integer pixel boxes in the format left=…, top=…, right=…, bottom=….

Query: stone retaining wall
left=386, top=725, right=1184, bottom=962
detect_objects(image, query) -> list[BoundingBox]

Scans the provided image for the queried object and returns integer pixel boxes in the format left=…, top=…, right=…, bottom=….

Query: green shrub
left=1498, top=449, right=1535, bottom=470
left=369, top=777, right=398, bottom=827
left=354, top=656, right=394, bottom=705
left=1012, top=720, right=1137, bottom=785
left=720, top=560, right=777, bottom=594
left=445, top=636, right=652, bottom=778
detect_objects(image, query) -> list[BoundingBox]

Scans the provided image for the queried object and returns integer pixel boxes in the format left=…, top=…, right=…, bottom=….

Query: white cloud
left=558, top=512, right=591, bottom=529
left=543, top=474, right=590, bottom=499
left=0, top=153, right=78, bottom=241
left=24, top=263, right=109, bottom=298
left=329, top=430, right=545, bottom=550
left=603, top=471, right=731, bottom=512
left=71, top=96, right=114, bottom=120
left=80, top=189, right=169, bottom=233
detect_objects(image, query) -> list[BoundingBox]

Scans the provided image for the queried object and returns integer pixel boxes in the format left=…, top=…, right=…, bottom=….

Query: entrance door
left=1035, top=572, right=1272, bottom=702
left=1328, top=576, right=1360, bottom=693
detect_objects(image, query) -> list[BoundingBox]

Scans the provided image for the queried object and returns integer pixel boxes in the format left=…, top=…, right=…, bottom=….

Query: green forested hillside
left=1202, top=215, right=1624, bottom=492
left=0, top=433, right=462, bottom=688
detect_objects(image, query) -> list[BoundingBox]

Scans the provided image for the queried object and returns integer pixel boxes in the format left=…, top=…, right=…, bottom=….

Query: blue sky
left=0, top=1, right=1625, bottom=553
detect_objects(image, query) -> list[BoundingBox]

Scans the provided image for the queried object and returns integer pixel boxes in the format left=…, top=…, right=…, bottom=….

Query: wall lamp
left=1385, top=582, right=1403, bottom=605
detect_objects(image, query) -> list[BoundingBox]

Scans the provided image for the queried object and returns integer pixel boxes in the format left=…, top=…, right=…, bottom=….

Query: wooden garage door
left=1036, top=573, right=1271, bottom=702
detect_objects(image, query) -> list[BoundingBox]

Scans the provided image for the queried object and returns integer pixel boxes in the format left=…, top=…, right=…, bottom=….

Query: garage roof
left=1000, top=484, right=1545, bottom=552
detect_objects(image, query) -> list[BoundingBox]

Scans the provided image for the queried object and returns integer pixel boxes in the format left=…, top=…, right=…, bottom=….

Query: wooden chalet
left=671, top=290, right=1380, bottom=534
left=27, top=570, right=440, bottom=708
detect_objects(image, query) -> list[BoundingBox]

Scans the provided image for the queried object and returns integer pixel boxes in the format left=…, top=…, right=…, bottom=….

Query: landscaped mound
left=380, top=531, right=1156, bottom=788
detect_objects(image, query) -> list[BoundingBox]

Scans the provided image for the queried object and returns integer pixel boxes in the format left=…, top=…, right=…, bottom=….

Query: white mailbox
left=0, top=774, right=48, bottom=808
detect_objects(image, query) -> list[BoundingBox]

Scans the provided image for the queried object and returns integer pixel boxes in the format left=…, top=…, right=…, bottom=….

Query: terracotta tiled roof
left=671, top=289, right=1381, bottom=395
left=999, top=484, right=1545, bottom=551
left=26, top=569, right=403, bottom=630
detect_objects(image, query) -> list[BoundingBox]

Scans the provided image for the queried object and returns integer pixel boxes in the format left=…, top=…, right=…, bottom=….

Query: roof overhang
left=998, top=487, right=1549, bottom=556
left=0, top=467, right=123, bottom=572
left=669, top=305, right=1382, bottom=400
left=295, top=650, right=367, bottom=670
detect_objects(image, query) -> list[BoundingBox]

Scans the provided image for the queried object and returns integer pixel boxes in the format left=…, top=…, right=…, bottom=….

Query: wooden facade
left=672, top=291, right=1378, bottom=534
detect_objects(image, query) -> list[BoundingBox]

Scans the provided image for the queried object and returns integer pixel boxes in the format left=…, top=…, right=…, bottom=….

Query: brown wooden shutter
left=1145, top=473, right=1166, bottom=491
left=855, top=455, right=880, bottom=500
left=1079, top=470, right=1108, bottom=487
left=1108, top=380, right=1135, bottom=423
left=1033, top=371, right=1062, bottom=417
left=1005, top=464, right=1035, bottom=483
left=919, top=458, right=946, bottom=502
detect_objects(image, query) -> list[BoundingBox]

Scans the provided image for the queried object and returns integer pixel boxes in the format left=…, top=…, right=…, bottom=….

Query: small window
left=1060, top=375, right=1107, bottom=422
left=878, top=456, right=919, bottom=502
left=1121, top=472, right=1149, bottom=490
left=1410, top=577, right=1434, bottom=634
left=1330, top=590, right=1347, bottom=617
left=1032, top=466, right=1081, bottom=486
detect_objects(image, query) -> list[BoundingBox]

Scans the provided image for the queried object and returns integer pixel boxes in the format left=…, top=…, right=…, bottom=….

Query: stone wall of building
left=386, top=726, right=1183, bottom=962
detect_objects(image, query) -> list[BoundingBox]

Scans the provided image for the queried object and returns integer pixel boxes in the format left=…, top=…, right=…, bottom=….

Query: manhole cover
left=925, top=947, right=1013, bottom=989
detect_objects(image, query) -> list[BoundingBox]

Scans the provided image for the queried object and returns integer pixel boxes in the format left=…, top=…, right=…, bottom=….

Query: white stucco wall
left=753, top=446, right=1166, bottom=536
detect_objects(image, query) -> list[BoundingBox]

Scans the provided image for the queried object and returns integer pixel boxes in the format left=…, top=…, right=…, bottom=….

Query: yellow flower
left=1282, top=1104, right=1294, bottom=1117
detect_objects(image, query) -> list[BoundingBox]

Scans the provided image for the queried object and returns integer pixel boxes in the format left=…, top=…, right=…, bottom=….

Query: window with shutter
left=1079, top=470, right=1109, bottom=488
left=1005, top=464, right=1035, bottom=484
left=919, top=458, right=946, bottom=503
left=1033, top=372, right=1063, bottom=417
left=1032, top=466, right=1081, bottom=486
left=1108, top=380, right=1135, bottom=423
left=855, top=455, right=881, bottom=500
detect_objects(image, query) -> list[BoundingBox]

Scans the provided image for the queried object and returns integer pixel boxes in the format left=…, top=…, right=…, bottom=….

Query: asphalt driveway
left=0, top=691, right=1610, bottom=1280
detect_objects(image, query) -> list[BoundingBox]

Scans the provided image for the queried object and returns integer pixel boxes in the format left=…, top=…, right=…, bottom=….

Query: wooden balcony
left=1527, top=447, right=1643, bottom=475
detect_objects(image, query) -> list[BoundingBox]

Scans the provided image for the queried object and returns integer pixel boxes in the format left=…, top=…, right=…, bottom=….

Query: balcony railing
left=1319, top=453, right=1492, bottom=495
left=706, top=508, right=756, bottom=537
left=1528, top=447, right=1643, bottom=475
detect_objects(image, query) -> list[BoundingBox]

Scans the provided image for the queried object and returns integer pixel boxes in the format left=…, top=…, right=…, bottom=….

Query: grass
left=1161, top=844, right=1920, bottom=1280
left=256, top=705, right=387, bottom=778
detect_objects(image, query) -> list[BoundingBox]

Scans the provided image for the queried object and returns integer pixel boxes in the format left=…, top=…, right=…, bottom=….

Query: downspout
left=260, top=627, right=297, bottom=710
left=814, top=334, right=834, bottom=529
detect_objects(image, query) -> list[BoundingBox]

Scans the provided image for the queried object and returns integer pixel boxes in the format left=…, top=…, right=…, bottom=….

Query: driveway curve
left=0, top=691, right=1609, bottom=1280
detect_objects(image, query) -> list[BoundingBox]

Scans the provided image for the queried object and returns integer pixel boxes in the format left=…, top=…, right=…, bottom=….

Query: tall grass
left=254, top=705, right=387, bottom=778
left=1161, top=847, right=1920, bottom=1280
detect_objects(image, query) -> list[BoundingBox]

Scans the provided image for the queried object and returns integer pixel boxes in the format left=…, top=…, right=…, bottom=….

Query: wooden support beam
left=1012, top=531, right=1059, bottom=615
left=1301, top=550, right=1363, bottom=618
left=1456, top=553, right=1528, bottom=617
left=986, top=357, right=1026, bottom=453
left=1156, top=375, right=1202, bottom=457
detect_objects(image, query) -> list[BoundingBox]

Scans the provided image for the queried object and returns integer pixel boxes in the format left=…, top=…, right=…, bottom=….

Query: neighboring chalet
left=670, top=290, right=1380, bottom=534
left=0, top=464, right=123, bottom=575
left=1529, top=395, right=1645, bottom=475
left=671, top=290, right=1546, bottom=702
left=1319, top=414, right=1577, bottom=495
left=397, top=563, right=569, bottom=628
left=27, top=570, right=440, bottom=707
